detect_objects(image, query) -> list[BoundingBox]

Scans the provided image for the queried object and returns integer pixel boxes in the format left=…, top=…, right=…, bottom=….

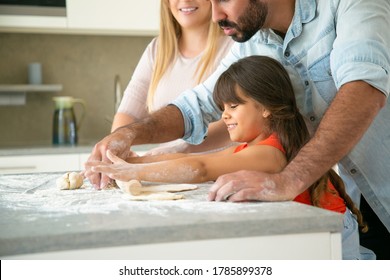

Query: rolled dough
left=122, top=192, right=184, bottom=201
left=116, top=180, right=198, bottom=201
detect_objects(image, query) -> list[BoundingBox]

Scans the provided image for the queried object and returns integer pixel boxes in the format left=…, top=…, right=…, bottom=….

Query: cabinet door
left=0, top=154, right=80, bottom=174
left=67, top=0, right=159, bottom=35
left=0, top=15, right=67, bottom=29
left=78, top=153, right=90, bottom=170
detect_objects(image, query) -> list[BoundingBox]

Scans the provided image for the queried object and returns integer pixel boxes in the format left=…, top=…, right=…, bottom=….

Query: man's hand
left=208, top=170, right=300, bottom=202
left=84, top=127, right=134, bottom=189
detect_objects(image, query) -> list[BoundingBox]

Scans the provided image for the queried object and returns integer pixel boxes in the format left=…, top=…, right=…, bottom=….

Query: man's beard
left=218, top=0, right=267, bottom=42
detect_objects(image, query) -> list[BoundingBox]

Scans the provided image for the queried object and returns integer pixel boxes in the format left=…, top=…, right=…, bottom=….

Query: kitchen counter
left=0, top=172, right=343, bottom=260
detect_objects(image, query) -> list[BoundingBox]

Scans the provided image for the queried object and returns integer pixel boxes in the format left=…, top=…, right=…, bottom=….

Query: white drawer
left=0, top=154, right=80, bottom=174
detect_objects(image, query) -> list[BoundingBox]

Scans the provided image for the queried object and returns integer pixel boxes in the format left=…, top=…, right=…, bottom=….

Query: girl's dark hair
left=213, top=55, right=367, bottom=232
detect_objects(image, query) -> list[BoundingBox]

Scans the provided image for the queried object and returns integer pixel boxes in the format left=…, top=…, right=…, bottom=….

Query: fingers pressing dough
left=102, top=180, right=119, bottom=190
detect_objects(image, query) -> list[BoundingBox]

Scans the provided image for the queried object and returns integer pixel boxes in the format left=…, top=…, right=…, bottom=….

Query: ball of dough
left=57, top=172, right=84, bottom=190
left=68, top=172, right=84, bottom=190
left=56, top=173, right=70, bottom=190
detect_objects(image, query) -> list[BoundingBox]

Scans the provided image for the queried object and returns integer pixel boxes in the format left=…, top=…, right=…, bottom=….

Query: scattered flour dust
left=0, top=173, right=261, bottom=219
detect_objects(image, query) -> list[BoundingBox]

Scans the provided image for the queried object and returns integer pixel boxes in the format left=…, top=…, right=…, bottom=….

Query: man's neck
left=266, top=0, right=295, bottom=35
left=273, top=30, right=286, bottom=39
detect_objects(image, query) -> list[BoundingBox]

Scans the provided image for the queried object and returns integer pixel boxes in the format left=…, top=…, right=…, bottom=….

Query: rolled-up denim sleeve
left=331, top=0, right=390, bottom=96
left=171, top=45, right=241, bottom=144
left=171, top=68, right=225, bottom=144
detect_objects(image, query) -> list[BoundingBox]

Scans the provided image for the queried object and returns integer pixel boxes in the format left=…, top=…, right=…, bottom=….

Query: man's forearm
left=126, top=105, right=185, bottom=145
left=282, top=81, right=386, bottom=195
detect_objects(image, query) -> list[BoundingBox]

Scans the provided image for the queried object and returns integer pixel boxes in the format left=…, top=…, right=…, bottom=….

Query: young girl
left=90, top=55, right=368, bottom=259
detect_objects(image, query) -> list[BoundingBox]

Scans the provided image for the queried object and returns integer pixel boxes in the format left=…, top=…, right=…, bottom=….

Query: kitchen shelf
left=0, top=84, right=63, bottom=106
left=0, top=84, right=63, bottom=92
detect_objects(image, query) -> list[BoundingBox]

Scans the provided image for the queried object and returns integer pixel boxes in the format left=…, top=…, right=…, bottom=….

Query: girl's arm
left=89, top=144, right=286, bottom=184
left=125, top=143, right=234, bottom=163
left=125, top=152, right=191, bottom=163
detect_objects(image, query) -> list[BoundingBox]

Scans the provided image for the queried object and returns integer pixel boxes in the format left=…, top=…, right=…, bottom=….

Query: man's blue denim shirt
left=171, top=0, right=390, bottom=231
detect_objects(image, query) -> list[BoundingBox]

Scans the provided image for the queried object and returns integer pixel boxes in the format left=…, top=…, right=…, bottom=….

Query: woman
left=112, top=0, right=234, bottom=153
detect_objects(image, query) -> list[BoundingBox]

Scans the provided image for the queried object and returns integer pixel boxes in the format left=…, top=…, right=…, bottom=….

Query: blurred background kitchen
left=0, top=0, right=158, bottom=147
left=0, top=0, right=158, bottom=173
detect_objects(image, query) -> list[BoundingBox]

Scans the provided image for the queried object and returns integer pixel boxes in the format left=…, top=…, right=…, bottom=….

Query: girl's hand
left=86, top=150, right=140, bottom=182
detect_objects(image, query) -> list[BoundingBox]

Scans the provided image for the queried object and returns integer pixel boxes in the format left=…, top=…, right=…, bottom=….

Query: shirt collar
left=254, top=0, right=317, bottom=46
left=288, top=0, right=317, bottom=38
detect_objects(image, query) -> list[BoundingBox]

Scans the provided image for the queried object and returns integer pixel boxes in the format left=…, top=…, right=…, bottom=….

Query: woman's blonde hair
left=147, top=0, right=224, bottom=111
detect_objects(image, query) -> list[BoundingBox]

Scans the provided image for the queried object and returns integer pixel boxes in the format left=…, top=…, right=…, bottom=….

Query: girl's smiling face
left=222, top=86, right=271, bottom=145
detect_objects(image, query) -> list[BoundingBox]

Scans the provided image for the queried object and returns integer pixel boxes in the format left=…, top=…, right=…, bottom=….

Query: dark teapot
left=52, top=96, right=85, bottom=145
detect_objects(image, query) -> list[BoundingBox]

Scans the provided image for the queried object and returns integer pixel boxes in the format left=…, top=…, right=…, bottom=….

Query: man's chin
left=231, top=34, right=252, bottom=43
left=231, top=31, right=258, bottom=43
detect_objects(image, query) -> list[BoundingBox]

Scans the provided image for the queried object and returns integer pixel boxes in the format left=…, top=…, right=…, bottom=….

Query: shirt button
left=304, top=80, right=309, bottom=86
left=350, top=169, right=357, bottom=174
left=285, top=51, right=290, bottom=57
left=310, top=116, right=316, bottom=121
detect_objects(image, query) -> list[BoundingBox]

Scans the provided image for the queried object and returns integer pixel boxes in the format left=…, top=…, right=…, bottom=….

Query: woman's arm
left=111, top=39, right=157, bottom=132
left=111, top=113, right=137, bottom=132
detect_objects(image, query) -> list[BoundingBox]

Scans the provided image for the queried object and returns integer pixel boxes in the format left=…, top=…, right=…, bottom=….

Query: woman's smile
left=179, top=7, right=198, bottom=14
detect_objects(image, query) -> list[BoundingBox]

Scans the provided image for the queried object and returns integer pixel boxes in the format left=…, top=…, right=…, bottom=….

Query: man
left=86, top=0, right=390, bottom=259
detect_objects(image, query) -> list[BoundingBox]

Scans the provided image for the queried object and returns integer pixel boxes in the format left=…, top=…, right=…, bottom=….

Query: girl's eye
left=230, top=104, right=238, bottom=109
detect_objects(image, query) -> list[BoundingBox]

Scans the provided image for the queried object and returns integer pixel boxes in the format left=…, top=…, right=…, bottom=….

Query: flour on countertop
left=0, top=173, right=262, bottom=219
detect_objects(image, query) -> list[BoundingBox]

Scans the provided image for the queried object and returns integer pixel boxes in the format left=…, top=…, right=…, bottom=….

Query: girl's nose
left=222, top=110, right=230, bottom=120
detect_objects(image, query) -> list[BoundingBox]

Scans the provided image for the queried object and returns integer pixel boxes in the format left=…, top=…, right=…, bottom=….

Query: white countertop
left=0, top=172, right=343, bottom=259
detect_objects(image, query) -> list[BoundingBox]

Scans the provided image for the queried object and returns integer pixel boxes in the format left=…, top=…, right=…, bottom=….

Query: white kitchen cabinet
left=67, top=0, right=159, bottom=35
left=7, top=232, right=342, bottom=260
left=0, top=14, right=67, bottom=30
left=78, top=152, right=90, bottom=170
left=0, top=144, right=154, bottom=174
left=0, top=0, right=159, bottom=35
left=0, top=154, right=85, bottom=174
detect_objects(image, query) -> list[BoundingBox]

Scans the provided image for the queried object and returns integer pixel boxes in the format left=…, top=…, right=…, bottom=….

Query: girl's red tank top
left=234, top=133, right=346, bottom=213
